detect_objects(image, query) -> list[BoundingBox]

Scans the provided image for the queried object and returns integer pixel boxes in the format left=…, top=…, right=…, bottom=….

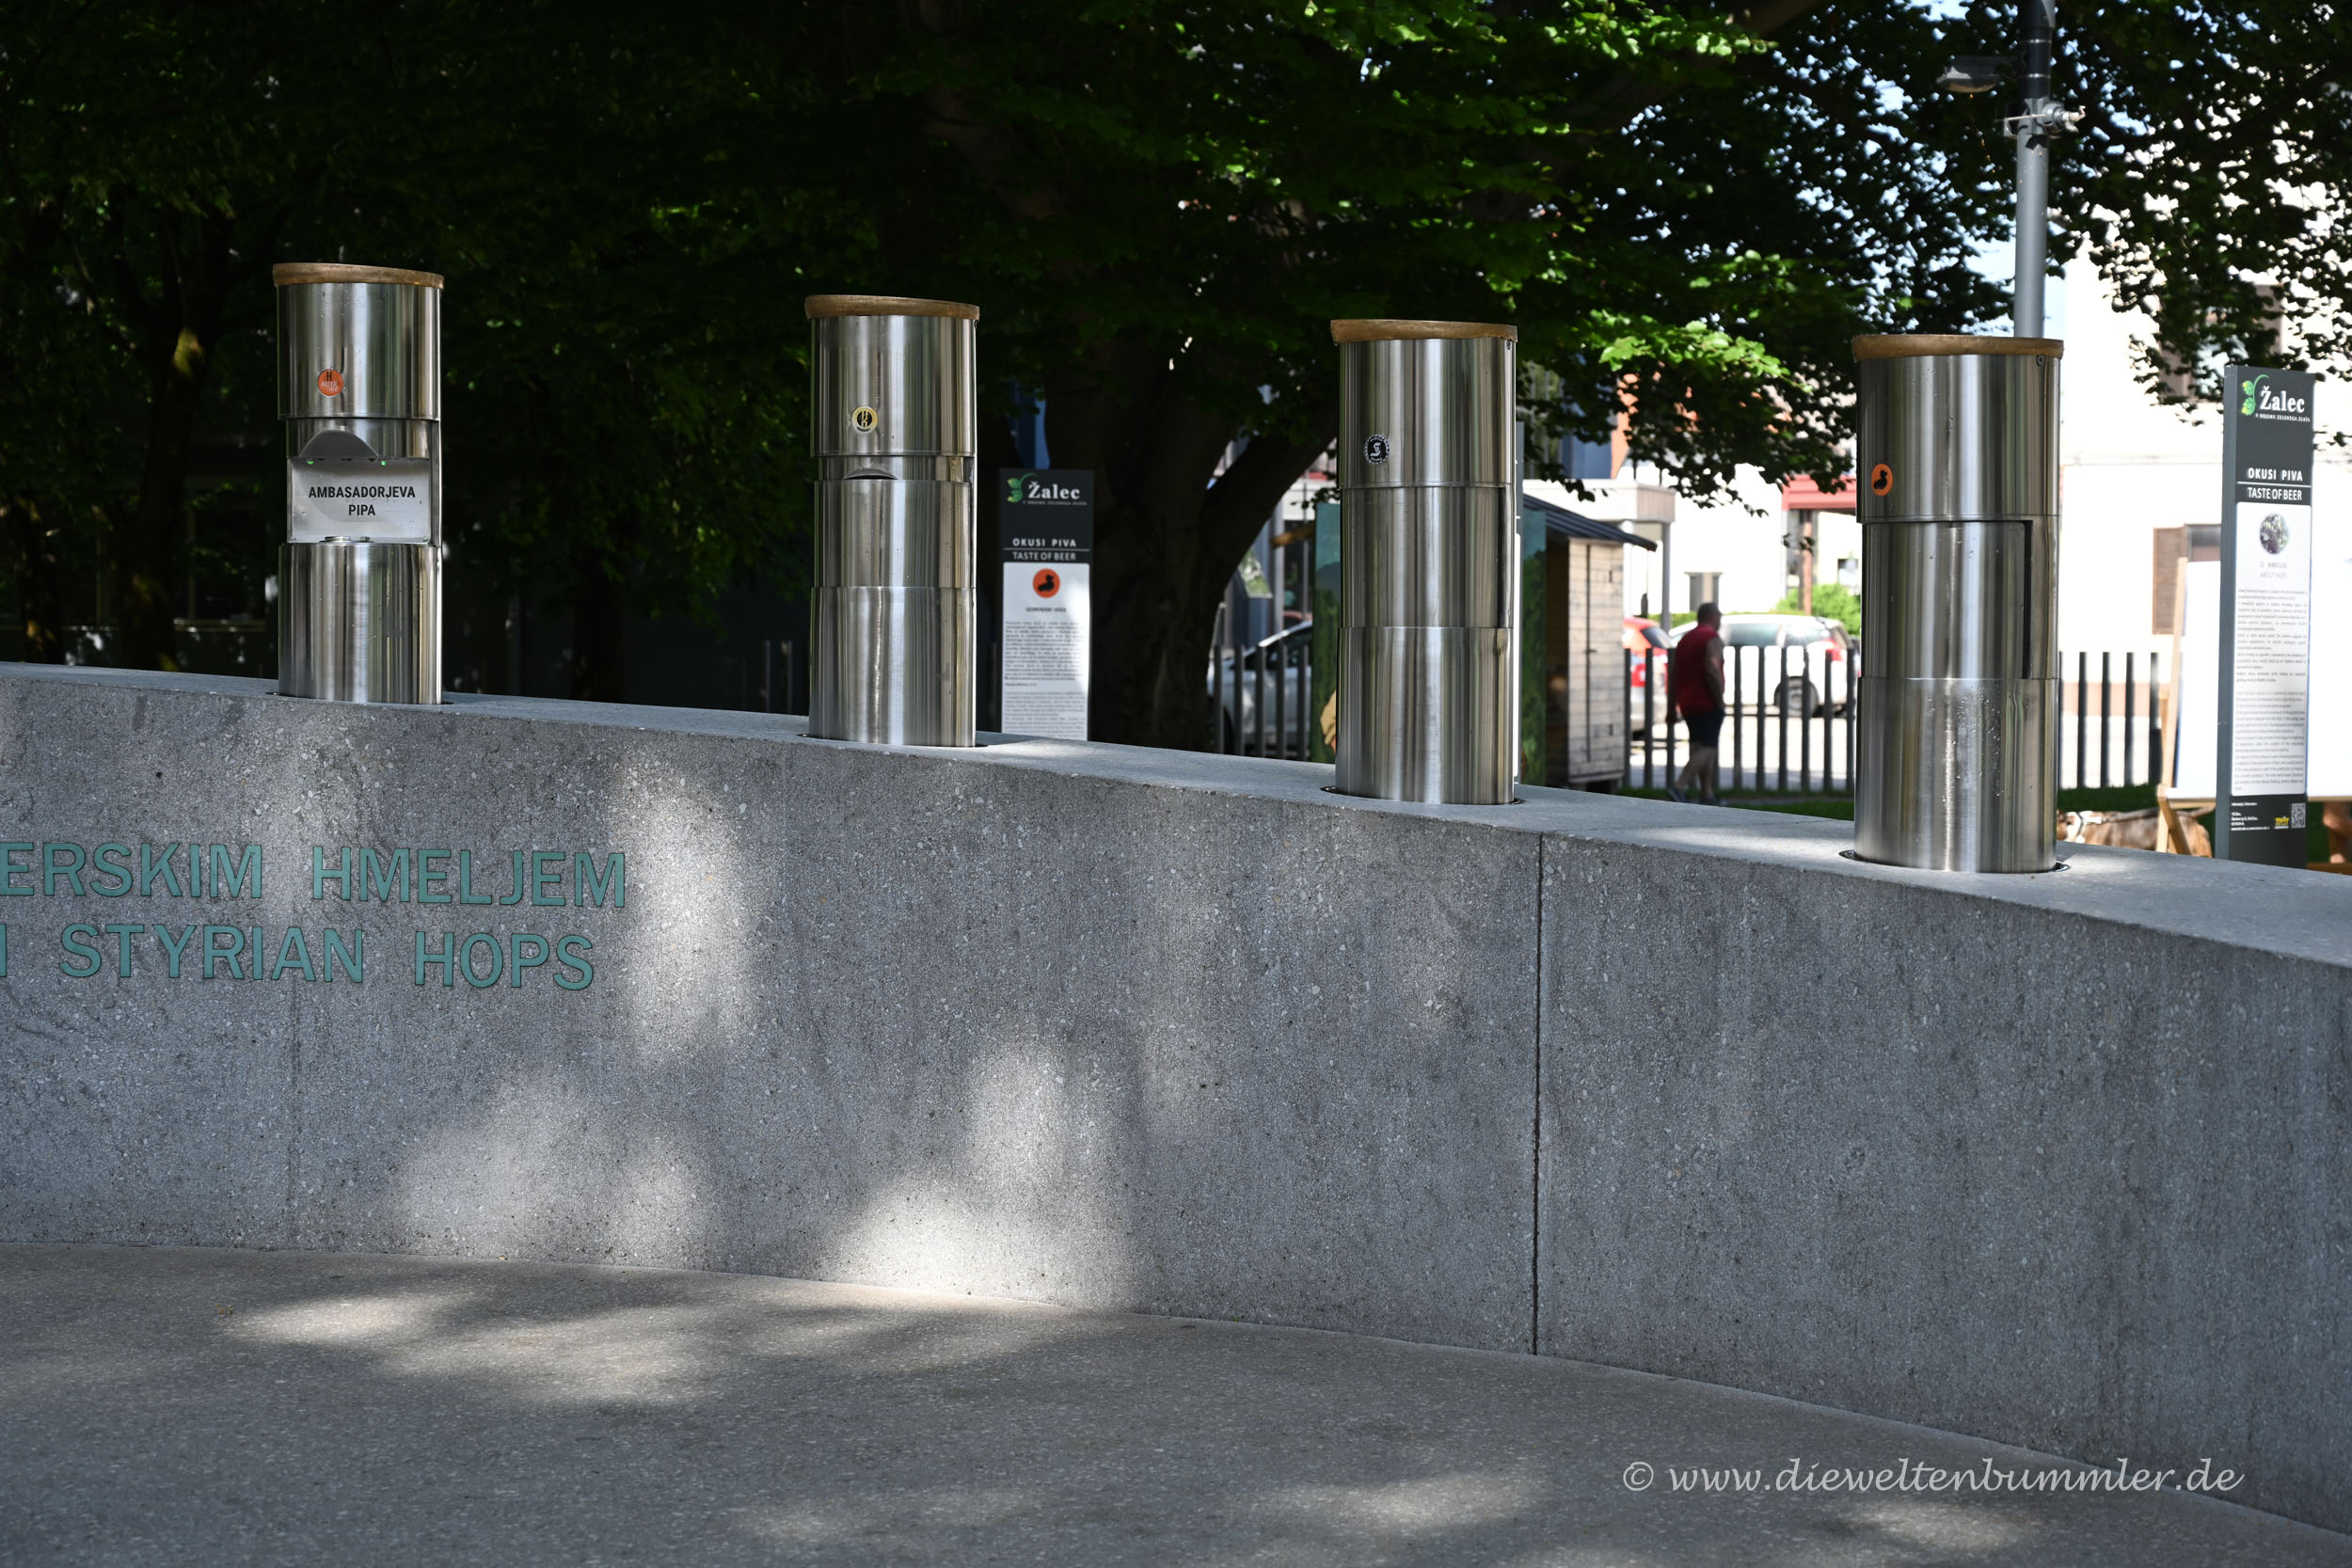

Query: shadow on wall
left=358, top=728, right=1537, bottom=1348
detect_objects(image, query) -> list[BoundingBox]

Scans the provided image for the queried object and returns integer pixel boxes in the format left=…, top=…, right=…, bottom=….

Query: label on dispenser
left=287, top=459, right=433, bottom=542
left=999, top=468, right=1094, bottom=740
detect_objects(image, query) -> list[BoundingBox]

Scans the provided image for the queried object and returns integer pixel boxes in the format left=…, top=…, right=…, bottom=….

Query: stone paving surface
left=3, top=1245, right=2344, bottom=1567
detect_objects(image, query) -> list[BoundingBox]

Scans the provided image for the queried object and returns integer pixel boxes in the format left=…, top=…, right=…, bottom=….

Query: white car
left=1669, top=614, right=1856, bottom=716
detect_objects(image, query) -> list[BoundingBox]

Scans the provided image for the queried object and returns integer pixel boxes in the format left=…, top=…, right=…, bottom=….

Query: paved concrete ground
left=3, top=1246, right=2344, bottom=1567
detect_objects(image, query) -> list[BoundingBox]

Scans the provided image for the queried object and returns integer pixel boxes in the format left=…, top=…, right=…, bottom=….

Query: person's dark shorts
left=1684, top=709, right=1724, bottom=748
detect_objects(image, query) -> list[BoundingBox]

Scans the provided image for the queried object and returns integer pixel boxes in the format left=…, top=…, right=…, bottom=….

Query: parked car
left=1625, top=616, right=1672, bottom=733
left=1669, top=614, right=1855, bottom=716
left=1208, top=627, right=1311, bottom=756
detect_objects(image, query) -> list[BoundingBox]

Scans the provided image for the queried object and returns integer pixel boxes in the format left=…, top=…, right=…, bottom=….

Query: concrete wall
left=3, top=666, right=2347, bottom=1529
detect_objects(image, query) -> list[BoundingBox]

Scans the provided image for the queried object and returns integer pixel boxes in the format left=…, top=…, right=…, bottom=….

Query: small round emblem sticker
left=1868, top=463, right=1893, bottom=496
left=1364, top=434, right=1391, bottom=465
left=317, top=369, right=345, bottom=398
left=851, top=405, right=879, bottom=433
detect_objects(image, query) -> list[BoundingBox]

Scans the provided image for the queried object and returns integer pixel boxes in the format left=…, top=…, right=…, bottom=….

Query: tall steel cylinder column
left=805, top=295, right=977, bottom=746
left=1330, top=319, right=1518, bottom=803
left=1853, top=335, right=2062, bottom=871
left=274, top=262, right=443, bottom=704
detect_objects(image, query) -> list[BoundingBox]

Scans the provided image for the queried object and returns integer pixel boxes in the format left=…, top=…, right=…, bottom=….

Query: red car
left=1626, top=616, right=1671, bottom=731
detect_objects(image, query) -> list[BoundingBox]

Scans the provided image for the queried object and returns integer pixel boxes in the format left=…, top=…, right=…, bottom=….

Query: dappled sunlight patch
left=227, top=1288, right=476, bottom=1347
left=376, top=1299, right=731, bottom=1405
left=1261, top=1469, right=1550, bottom=1536
left=809, top=1036, right=1141, bottom=1306
left=396, top=1075, right=718, bottom=1269
left=733, top=1303, right=1067, bottom=1371
left=606, top=762, right=770, bottom=1060
left=1838, top=1497, right=2038, bottom=1551
left=739, top=1487, right=1041, bottom=1548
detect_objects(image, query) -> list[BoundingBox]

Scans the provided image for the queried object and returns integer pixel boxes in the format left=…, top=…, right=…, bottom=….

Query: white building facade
left=1569, top=257, right=2349, bottom=662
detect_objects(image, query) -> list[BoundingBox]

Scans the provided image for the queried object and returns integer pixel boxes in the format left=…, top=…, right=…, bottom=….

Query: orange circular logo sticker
left=317, top=369, right=345, bottom=398
left=1032, top=568, right=1061, bottom=598
left=1868, top=463, right=1893, bottom=496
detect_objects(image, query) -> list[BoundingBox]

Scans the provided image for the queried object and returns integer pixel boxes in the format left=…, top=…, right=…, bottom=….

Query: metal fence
left=1206, top=611, right=2175, bottom=796
left=1628, top=644, right=2169, bottom=796
left=2058, top=650, right=2168, bottom=793
left=1210, top=607, right=1311, bottom=758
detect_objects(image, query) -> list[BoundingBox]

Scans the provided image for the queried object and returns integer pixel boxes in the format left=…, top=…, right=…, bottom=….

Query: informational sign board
left=2311, top=508, right=2352, bottom=800
left=999, top=469, right=1094, bottom=740
left=2215, top=367, right=2316, bottom=864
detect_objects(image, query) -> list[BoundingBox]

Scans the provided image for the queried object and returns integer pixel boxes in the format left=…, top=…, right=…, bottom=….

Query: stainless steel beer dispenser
left=1330, top=319, right=1518, bottom=804
left=274, top=262, right=443, bottom=704
left=1852, top=335, right=2062, bottom=871
left=805, top=294, right=979, bottom=746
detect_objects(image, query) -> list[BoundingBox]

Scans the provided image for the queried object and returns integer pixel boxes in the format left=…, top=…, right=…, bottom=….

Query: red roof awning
left=1781, top=475, right=1857, bottom=512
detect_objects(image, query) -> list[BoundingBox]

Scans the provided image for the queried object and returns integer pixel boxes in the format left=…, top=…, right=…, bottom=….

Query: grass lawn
left=1616, top=782, right=2341, bottom=863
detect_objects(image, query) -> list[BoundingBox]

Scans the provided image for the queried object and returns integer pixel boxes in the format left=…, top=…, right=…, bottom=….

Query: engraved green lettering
left=510, top=932, right=550, bottom=985
left=415, top=930, right=455, bottom=986
left=58, top=923, right=102, bottom=977
left=418, top=849, right=453, bottom=904
left=313, top=847, right=354, bottom=900
left=575, top=852, right=624, bottom=909
left=90, top=844, right=134, bottom=896
left=500, top=848, right=527, bottom=907
left=139, top=844, right=185, bottom=897
left=42, top=843, right=87, bottom=896
left=202, top=925, right=247, bottom=980
left=152, top=924, right=199, bottom=977
left=104, top=923, right=144, bottom=976
left=361, top=848, right=411, bottom=903
left=273, top=927, right=319, bottom=982
left=211, top=845, right=262, bottom=900
left=0, top=842, right=32, bottom=895
left=532, top=850, right=567, bottom=907
left=460, top=932, right=503, bottom=988
left=324, top=928, right=363, bottom=983
left=555, top=933, right=595, bottom=990
left=457, top=850, right=494, bottom=905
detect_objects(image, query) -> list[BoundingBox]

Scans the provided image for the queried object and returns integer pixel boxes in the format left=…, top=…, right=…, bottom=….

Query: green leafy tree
left=0, top=2, right=821, bottom=692
left=787, top=0, right=2003, bottom=745
left=1772, top=581, right=1861, bottom=634
left=1947, top=2, right=2352, bottom=404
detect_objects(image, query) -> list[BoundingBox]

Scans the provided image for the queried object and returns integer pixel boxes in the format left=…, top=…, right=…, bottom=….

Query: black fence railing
left=1210, top=609, right=1311, bottom=759
left=1629, top=644, right=2169, bottom=795
left=1629, top=641, right=1861, bottom=794
left=1201, top=620, right=2172, bottom=793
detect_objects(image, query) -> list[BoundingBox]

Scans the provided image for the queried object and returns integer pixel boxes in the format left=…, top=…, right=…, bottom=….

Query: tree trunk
left=102, top=210, right=245, bottom=672
left=3, top=494, right=68, bottom=662
left=567, top=543, right=628, bottom=702
left=111, top=337, right=209, bottom=670
left=1045, top=336, right=1332, bottom=750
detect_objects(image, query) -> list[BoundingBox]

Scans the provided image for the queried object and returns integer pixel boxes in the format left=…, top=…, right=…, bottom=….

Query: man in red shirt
left=1666, top=602, right=1725, bottom=804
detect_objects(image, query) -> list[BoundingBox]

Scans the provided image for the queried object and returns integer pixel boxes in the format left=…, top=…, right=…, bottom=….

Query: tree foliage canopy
left=3, top=1, right=2344, bottom=734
